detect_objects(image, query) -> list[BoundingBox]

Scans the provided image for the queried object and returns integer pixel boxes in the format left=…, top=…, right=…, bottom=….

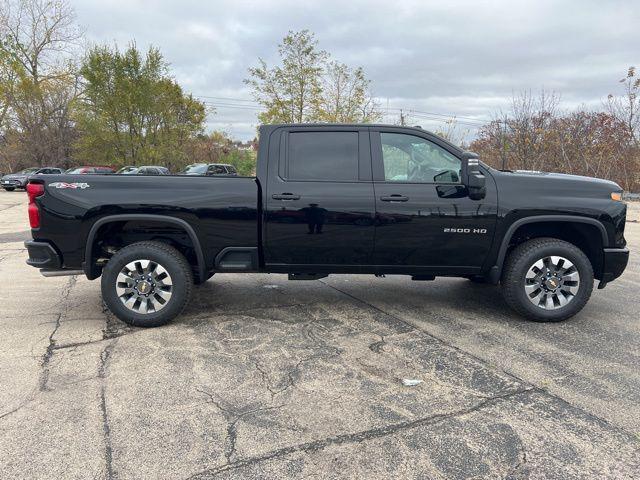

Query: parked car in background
left=180, top=163, right=238, bottom=176
left=65, top=166, right=115, bottom=174
left=117, top=166, right=170, bottom=175
left=115, top=166, right=137, bottom=175
left=1, top=167, right=63, bottom=191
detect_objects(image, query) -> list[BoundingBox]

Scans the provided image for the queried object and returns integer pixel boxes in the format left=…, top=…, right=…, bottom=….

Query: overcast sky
left=73, top=0, right=639, bottom=141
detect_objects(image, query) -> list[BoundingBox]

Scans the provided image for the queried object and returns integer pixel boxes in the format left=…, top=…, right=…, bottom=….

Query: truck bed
left=33, top=174, right=259, bottom=276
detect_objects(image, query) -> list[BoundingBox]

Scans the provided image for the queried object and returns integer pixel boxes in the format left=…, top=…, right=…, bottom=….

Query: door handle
left=380, top=195, right=409, bottom=202
left=272, top=193, right=301, bottom=201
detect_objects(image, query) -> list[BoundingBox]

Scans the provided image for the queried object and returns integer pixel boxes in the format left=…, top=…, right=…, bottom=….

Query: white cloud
left=73, top=0, right=640, bottom=140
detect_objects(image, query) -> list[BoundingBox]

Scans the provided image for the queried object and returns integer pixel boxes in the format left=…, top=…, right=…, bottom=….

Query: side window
left=288, top=131, right=358, bottom=181
left=208, top=165, right=225, bottom=175
left=380, top=133, right=461, bottom=183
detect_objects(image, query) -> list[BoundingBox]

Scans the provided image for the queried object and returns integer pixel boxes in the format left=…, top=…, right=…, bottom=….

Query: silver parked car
left=1, top=167, right=63, bottom=191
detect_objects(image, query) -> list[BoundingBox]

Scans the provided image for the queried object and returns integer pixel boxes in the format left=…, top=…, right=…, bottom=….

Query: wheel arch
left=488, top=215, right=608, bottom=283
left=83, top=214, right=206, bottom=282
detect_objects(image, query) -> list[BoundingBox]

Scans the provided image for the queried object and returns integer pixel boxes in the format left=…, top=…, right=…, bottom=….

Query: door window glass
left=288, top=131, right=358, bottom=181
left=380, top=133, right=461, bottom=183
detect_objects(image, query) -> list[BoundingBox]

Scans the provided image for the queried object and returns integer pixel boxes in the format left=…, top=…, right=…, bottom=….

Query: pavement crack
left=506, top=447, right=528, bottom=479
left=186, top=387, right=536, bottom=479
left=102, top=303, right=134, bottom=340
left=196, top=387, right=285, bottom=464
left=52, top=338, right=112, bottom=351
left=99, top=340, right=117, bottom=480
left=253, top=360, right=279, bottom=398
left=39, top=276, right=77, bottom=391
left=318, top=280, right=640, bottom=440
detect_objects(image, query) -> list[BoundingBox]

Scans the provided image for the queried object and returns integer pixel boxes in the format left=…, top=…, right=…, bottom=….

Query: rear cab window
left=285, top=131, right=360, bottom=182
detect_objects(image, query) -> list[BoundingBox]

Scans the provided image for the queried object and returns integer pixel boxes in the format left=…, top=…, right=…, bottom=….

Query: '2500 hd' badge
left=49, top=182, right=90, bottom=189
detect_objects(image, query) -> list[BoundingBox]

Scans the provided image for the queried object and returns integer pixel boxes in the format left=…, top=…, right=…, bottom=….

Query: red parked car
left=65, top=166, right=115, bottom=174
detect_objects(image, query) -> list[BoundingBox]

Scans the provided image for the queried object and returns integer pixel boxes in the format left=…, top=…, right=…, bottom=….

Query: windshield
left=116, top=166, right=137, bottom=174
left=181, top=164, right=207, bottom=174
left=17, top=168, right=39, bottom=175
left=122, top=168, right=139, bottom=175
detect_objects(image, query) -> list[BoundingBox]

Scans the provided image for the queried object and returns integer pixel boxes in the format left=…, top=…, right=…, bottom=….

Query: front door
left=264, top=127, right=376, bottom=267
left=371, top=129, right=497, bottom=270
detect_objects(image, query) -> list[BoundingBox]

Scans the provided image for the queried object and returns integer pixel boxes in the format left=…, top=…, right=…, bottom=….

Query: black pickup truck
left=25, top=124, right=629, bottom=326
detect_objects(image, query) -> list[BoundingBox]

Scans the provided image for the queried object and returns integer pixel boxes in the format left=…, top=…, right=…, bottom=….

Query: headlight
left=611, top=192, right=623, bottom=202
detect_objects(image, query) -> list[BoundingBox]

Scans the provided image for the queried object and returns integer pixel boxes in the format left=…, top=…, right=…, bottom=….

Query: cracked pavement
left=0, top=191, right=639, bottom=479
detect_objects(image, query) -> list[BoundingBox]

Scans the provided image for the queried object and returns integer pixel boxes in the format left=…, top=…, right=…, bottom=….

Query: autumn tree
left=317, top=61, right=381, bottom=122
left=607, top=66, right=640, bottom=146
left=75, top=43, right=206, bottom=170
left=471, top=86, right=639, bottom=191
left=0, top=0, right=82, bottom=169
left=246, top=30, right=380, bottom=124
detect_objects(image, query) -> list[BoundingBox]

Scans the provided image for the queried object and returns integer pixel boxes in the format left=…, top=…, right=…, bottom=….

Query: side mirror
left=461, top=151, right=486, bottom=200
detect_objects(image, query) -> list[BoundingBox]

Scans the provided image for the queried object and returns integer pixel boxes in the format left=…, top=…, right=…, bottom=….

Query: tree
left=317, top=61, right=382, bottom=123
left=471, top=88, right=639, bottom=192
left=245, top=30, right=380, bottom=124
left=0, top=0, right=82, bottom=168
left=246, top=30, right=326, bottom=124
left=75, top=43, right=206, bottom=169
left=317, top=61, right=381, bottom=122
left=607, top=66, right=640, bottom=147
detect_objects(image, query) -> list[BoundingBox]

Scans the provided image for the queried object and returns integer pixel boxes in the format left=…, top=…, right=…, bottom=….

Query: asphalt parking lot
left=0, top=189, right=639, bottom=479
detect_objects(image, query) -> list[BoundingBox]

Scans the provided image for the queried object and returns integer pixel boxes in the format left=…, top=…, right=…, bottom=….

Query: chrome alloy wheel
left=524, top=255, right=580, bottom=310
left=116, top=259, right=173, bottom=314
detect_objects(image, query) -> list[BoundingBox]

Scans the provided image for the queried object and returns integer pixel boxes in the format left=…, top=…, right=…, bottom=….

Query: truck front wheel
left=501, top=238, right=594, bottom=322
left=101, top=241, right=193, bottom=327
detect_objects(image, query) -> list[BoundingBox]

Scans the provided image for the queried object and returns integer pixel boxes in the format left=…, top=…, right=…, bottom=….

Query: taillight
left=27, top=183, right=45, bottom=228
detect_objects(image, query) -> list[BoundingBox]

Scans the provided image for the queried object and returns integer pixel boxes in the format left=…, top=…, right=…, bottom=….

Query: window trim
left=370, top=129, right=463, bottom=185
left=279, top=128, right=372, bottom=183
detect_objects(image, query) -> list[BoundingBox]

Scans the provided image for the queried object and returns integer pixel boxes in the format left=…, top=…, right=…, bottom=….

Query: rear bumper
left=25, top=241, right=61, bottom=269
left=601, top=247, right=629, bottom=283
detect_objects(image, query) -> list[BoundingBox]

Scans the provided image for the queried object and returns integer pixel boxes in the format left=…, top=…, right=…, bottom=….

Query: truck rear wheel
left=501, top=237, right=593, bottom=322
left=101, top=241, right=193, bottom=327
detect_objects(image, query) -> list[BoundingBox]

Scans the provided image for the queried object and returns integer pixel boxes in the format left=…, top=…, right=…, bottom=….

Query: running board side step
left=288, top=273, right=328, bottom=281
left=40, top=269, right=84, bottom=277
left=411, top=275, right=435, bottom=281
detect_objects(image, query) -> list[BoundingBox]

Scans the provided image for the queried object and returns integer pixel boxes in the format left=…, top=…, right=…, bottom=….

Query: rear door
left=264, top=126, right=375, bottom=267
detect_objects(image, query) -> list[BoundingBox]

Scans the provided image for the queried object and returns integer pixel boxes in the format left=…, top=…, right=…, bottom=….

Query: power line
left=194, top=94, right=490, bottom=127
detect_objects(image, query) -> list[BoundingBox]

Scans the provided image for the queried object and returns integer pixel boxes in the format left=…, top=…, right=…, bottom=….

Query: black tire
left=101, top=241, right=193, bottom=327
left=501, top=237, right=594, bottom=322
left=3, top=187, right=15, bottom=191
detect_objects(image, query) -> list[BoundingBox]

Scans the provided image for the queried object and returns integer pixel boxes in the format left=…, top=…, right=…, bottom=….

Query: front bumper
left=600, top=247, right=629, bottom=284
left=25, top=241, right=61, bottom=270
left=1, top=179, right=25, bottom=188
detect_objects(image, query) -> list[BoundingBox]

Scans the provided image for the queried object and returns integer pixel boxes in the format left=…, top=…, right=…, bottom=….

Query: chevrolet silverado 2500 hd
left=24, top=124, right=629, bottom=326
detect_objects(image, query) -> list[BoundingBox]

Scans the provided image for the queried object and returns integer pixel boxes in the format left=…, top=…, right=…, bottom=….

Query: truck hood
left=499, top=170, right=621, bottom=190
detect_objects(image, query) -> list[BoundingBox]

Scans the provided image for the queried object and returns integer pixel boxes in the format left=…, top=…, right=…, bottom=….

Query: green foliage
left=0, top=0, right=80, bottom=169
left=221, top=149, right=256, bottom=176
left=245, top=30, right=327, bottom=124
left=318, top=61, right=381, bottom=123
left=75, top=43, right=206, bottom=169
left=246, top=30, right=380, bottom=125
left=182, top=131, right=257, bottom=175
